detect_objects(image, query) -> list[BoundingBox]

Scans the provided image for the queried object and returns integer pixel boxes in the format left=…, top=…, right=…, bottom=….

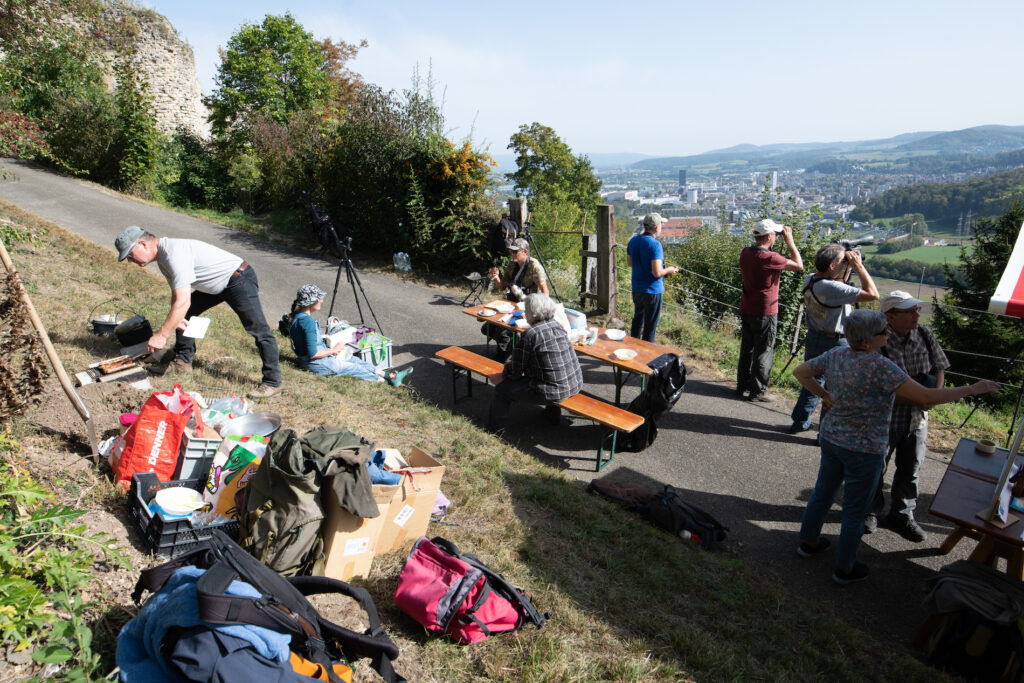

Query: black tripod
left=519, top=222, right=561, bottom=303
left=320, top=219, right=383, bottom=335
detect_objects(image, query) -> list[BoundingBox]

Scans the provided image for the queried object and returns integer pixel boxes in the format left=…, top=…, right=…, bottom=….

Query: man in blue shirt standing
left=627, top=213, right=679, bottom=342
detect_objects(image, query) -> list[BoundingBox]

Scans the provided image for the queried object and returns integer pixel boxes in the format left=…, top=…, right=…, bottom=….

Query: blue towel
left=117, top=566, right=292, bottom=682
left=366, top=450, right=401, bottom=486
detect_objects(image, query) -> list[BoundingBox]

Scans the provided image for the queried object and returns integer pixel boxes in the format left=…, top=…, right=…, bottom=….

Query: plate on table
left=612, top=348, right=638, bottom=361
left=605, top=329, right=627, bottom=341
left=478, top=308, right=496, bottom=317
left=494, top=302, right=515, bottom=314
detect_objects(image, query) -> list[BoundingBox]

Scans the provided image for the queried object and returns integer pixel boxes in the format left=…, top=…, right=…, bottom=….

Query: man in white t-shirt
left=114, top=226, right=282, bottom=399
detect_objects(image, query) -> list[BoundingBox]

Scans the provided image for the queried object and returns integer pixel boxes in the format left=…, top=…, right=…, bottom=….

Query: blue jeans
left=790, top=330, right=848, bottom=430
left=173, top=268, right=281, bottom=387
left=872, top=418, right=928, bottom=522
left=737, top=313, right=777, bottom=396
left=631, top=291, right=663, bottom=343
left=799, top=438, right=884, bottom=570
left=306, top=355, right=382, bottom=382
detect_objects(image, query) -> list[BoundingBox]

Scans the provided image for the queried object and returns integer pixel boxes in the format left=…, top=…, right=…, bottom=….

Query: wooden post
left=508, top=197, right=528, bottom=229
left=596, top=204, right=616, bottom=314
left=579, top=233, right=597, bottom=309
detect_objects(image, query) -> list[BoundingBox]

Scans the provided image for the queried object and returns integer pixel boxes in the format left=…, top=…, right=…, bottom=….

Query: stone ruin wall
left=124, top=9, right=211, bottom=139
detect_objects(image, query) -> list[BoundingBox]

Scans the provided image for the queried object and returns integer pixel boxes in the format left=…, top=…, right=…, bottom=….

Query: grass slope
left=0, top=200, right=956, bottom=682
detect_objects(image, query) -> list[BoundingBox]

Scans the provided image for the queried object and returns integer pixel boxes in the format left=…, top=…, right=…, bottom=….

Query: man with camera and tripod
left=788, top=243, right=878, bottom=434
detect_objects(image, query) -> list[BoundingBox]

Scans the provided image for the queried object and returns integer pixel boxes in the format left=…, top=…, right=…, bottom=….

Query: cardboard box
left=375, top=447, right=445, bottom=556
left=322, top=483, right=398, bottom=581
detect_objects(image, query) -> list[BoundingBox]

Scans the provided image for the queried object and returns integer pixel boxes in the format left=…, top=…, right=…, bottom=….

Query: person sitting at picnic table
left=793, top=309, right=998, bottom=586
left=285, top=284, right=412, bottom=386
left=486, top=293, right=583, bottom=435
left=489, top=238, right=548, bottom=300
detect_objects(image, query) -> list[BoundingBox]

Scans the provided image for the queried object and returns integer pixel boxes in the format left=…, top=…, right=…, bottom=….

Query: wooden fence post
left=509, top=197, right=527, bottom=228
left=596, top=204, right=616, bottom=314
left=579, top=233, right=597, bottom=310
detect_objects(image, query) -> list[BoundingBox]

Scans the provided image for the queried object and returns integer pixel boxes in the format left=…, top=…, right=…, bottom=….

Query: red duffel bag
left=393, top=537, right=548, bottom=644
left=110, top=384, right=206, bottom=488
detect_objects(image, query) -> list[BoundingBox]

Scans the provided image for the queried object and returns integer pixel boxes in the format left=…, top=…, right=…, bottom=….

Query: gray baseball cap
left=115, top=226, right=145, bottom=261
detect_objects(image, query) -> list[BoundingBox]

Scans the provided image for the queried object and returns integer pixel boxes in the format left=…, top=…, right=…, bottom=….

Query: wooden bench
left=435, top=346, right=644, bottom=471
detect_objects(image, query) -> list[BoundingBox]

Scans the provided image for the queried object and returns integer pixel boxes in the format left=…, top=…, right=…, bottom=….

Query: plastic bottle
left=680, top=530, right=702, bottom=544
left=393, top=252, right=411, bottom=272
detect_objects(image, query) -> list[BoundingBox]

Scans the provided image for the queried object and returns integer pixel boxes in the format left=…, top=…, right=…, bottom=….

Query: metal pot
left=115, top=315, right=152, bottom=347
left=218, top=412, right=282, bottom=438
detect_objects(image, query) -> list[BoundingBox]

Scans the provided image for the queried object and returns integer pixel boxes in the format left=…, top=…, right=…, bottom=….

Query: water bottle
left=393, top=252, right=411, bottom=272
left=680, top=530, right=702, bottom=544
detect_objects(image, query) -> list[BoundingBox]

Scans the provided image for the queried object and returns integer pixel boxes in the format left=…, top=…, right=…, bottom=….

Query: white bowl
left=605, top=329, right=627, bottom=341
left=612, top=348, right=638, bottom=361
left=154, top=487, right=205, bottom=517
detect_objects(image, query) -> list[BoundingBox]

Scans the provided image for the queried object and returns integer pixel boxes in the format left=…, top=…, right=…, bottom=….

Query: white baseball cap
left=752, top=219, right=784, bottom=236
left=881, top=290, right=923, bottom=313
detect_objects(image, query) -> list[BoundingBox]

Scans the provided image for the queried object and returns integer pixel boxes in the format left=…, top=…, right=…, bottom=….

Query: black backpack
left=621, top=353, right=686, bottom=452
left=132, top=529, right=405, bottom=683
left=644, top=485, right=728, bottom=550
left=491, top=216, right=520, bottom=257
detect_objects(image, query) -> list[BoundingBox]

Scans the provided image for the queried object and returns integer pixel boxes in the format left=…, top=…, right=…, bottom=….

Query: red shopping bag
left=110, top=385, right=206, bottom=488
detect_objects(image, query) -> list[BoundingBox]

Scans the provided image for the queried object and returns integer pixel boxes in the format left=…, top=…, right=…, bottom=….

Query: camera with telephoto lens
left=835, top=235, right=874, bottom=252
left=308, top=203, right=351, bottom=258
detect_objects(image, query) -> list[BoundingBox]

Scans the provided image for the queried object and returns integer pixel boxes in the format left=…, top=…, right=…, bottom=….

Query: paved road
left=0, top=159, right=980, bottom=649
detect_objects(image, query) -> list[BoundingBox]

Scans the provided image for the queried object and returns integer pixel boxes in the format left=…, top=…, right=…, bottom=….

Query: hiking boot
left=832, top=562, right=869, bottom=585
left=796, top=538, right=831, bottom=558
left=863, top=513, right=878, bottom=534
left=788, top=423, right=810, bottom=434
left=746, top=393, right=770, bottom=403
left=881, top=516, right=926, bottom=542
left=247, top=383, right=282, bottom=400
left=149, top=356, right=192, bottom=376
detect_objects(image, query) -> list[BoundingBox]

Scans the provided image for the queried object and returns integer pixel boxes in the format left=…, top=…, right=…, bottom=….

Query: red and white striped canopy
left=989, top=223, right=1024, bottom=317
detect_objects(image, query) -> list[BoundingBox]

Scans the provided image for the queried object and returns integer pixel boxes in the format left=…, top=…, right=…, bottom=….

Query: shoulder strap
left=430, top=537, right=549, bottom=630
left=802, top=275, right=843, bottom=310
left=132, top=546, right=216, bottom=603
left=918, top=325, right=937, bottom=370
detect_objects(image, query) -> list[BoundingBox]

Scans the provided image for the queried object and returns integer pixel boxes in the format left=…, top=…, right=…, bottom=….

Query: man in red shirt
left=737, top=219, right=803, bottom=401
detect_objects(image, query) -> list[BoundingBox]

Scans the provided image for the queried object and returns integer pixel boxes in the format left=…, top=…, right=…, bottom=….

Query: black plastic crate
left=128, top=472, right=239, bottom=558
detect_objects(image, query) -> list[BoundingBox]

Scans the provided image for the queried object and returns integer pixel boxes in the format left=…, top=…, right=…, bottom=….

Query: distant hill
left=855, top=166, right=1024, bottom=222
left=586, top=152, right=659, bottom=170
left=895, top=125, right=1024, bottom=154
left=632, top=125, right=1024, bottom=174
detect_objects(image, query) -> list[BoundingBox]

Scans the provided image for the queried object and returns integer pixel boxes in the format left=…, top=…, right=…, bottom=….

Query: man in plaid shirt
left=486, top=293, right=583, bottom=435
left=867, top=291, right=950, bottom=541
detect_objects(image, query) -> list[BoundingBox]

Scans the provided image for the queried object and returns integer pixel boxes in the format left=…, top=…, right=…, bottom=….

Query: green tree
left=113, top=54, right=161, bottom=193
left=206, top=13, right=338, bottom=144
left=932, top=201, right=1024, bottom=403
left=506, top=122, right=600, bottom=210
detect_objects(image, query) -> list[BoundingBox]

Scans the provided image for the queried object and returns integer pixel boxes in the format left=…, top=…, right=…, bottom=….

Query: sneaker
left=150, top=356, right=192, bottom=376
left=796, top=538, right=831, bottom=558
left=863, top=513, right=878, bottom=534
left=788, top=423, right=810, bottom=434
left=832, top=562, right=869, bottom=585
left=881, top=516, right=926, bottom=543
left=247, top=384, right=282, bottom=400
left=747, top=393, right=771, bottom=403
left=385, top=367, right=414, bottom=387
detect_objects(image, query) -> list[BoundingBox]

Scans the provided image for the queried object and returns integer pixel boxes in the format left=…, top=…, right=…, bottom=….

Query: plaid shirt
left=883, top=324, right=949, bottom=436
left=505, top=319, right=583, bottom=402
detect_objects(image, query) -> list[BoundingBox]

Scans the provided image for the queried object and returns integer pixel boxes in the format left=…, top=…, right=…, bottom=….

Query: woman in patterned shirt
left=792, top=309, right=998, bottom=585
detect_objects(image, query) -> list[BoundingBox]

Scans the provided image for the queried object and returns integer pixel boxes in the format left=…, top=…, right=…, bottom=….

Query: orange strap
left=289, top=652, right=353, bottom=682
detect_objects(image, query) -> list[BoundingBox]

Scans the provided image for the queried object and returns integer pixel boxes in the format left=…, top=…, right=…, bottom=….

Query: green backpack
left=239, top=427, right=376, bottom=576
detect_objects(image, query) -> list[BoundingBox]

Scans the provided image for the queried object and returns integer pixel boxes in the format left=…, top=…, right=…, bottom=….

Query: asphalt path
left=0, top=159, right=982, bottom=652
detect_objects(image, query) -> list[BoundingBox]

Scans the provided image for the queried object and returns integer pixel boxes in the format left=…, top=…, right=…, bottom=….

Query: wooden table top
left=930, top=437, right=1024, bottom=545
left=462, top=301, right=676, bottom=376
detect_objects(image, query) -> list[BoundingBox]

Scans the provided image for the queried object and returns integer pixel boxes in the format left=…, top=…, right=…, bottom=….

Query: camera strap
left=802, top=276, right=843, bottom=310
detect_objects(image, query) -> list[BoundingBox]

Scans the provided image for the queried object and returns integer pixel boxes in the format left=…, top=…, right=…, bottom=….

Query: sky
left=145, top=0, right=1024, bottom=159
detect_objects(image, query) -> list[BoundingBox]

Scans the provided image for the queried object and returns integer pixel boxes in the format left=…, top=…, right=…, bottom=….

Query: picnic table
left=929, top=436, right=1024, bottom=577
left=463, top=300, right=676, bottom=405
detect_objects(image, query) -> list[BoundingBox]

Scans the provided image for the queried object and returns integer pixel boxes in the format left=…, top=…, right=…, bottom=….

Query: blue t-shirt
left=808, top=346, right=909, bottom=455
left=628, top=234, right=665, bottom=294
left=288, top=312, right=324, bottom=366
